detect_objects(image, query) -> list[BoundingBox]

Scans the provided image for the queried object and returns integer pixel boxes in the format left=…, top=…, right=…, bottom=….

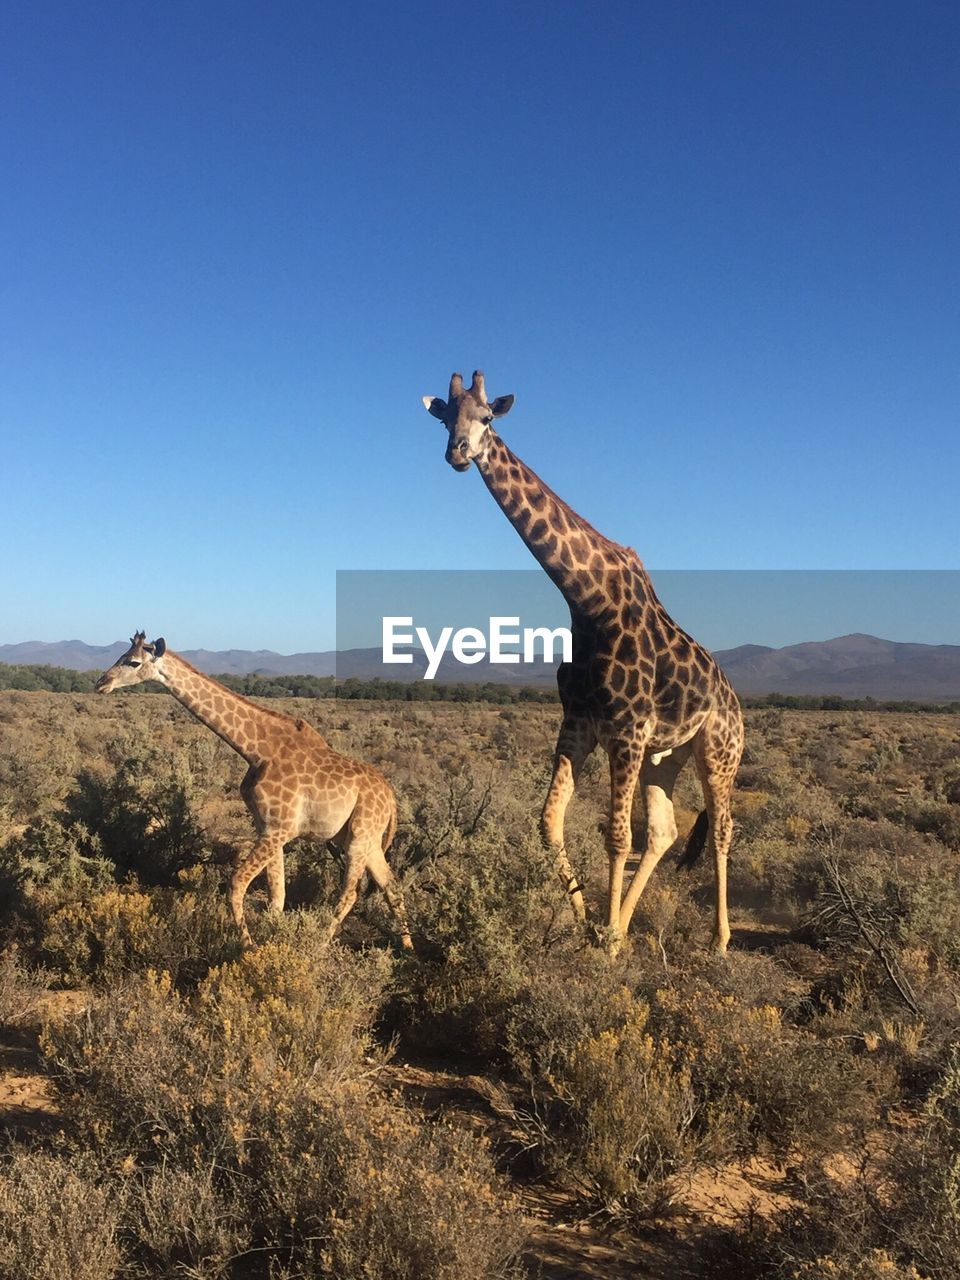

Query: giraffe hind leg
left=325, top=793, right=389, bottom=945
left=326, top=845, right=368, bottom=944
left=618, top=744, right=691, bottom=937
left=365, top=846, right=413, bottom=950
left=693, top=725, right=742, bottom=953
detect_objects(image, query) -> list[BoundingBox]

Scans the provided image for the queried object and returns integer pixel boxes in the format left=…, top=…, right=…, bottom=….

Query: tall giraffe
left=422, top=371, right=744, bottom=952
left=96, top=633, right=412, bottom=949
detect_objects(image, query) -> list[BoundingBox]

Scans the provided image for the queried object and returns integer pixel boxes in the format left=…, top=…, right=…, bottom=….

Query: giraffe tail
left=676, top=810, right=709, bottom=871
left=382, top=802, right=398, bottom=855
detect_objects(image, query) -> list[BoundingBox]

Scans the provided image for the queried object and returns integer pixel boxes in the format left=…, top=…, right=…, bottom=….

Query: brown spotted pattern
left=423, top=372, right=744, bottom=952
left=96, top=633, right=412, bottom=949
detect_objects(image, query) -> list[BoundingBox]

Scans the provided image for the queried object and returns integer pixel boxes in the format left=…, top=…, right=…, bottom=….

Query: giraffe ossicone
left=422, top=370, right=745, bottom=954
left=96, top=632, right=412, bottom=950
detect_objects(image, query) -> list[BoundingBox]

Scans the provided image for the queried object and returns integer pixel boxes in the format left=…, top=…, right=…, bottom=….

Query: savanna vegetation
left=0, top=685, right=958, bottom=1277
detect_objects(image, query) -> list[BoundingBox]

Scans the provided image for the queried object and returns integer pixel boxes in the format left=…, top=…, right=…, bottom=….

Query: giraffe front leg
left=618, top=783, right=679, bottom=937
left=605, top=740, right=644, bottom=955
left=542, top=756, right=586, bottom=922
left=540, top=720, right=595, bottom=924
left=230, top=833, right=286, bottom=947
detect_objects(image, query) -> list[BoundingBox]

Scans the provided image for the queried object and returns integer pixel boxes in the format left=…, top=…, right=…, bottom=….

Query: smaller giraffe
left=96, top=632, right=412, bottom=949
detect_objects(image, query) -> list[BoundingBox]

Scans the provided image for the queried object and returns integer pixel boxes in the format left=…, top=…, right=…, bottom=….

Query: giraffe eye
left=124, top=659, right=141, bottom=668
left=484, top=415, right=493, bottom=425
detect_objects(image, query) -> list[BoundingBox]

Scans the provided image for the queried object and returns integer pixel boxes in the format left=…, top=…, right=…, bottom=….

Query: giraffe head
left=95, top=631, right=168, bottom=693
left=422, top=370, right=514, bottom=471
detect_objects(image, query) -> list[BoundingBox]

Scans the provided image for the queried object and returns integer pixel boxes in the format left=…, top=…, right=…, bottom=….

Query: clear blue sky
left=2, top=1, right=958, bottom=652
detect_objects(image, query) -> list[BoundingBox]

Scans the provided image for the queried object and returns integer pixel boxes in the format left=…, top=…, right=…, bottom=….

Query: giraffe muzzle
left=446, top=441, right=472, bottom=471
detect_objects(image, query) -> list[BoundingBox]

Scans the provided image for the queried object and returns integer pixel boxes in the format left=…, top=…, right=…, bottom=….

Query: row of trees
left=0, top=664, right=560, bottom=703
left=1, top=662, right=958, bottom=712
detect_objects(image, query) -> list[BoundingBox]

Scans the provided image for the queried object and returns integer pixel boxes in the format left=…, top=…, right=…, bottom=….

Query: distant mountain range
left=716, top=634, right=960, bottom=701
left=1, top=634, right=959, bottom=701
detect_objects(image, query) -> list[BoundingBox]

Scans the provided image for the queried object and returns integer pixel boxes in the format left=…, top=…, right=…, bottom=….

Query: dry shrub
left=42, top=919, right=392, bottom=1167
left=39, top=915, right=522, bottom=1279
left=0, top=814, right=113, bottom=916
left=706, top=1053, right=960, bottom=1280
left=799, top=841, right=960, bottom=1065
left=43, top=888, right=163, bottom=987
left=130, top=1160, right=249, bottom=1279
left=0, top=1150, right=121, bottom=1280
left=556, top=996, right=698, bottom=1215
left=253, top=1085, right=526, bottom=1280
left=505, top=946, right=872, bottom=1221
left=0, top=945, right=48, bottom=1028
left=196, top=913, right=393, bottom=1083
left=790, top=1256, right=922, bottom=1280
left=702, top=1171, right=927, bottom=1280
left=707, top=1223, right=924, bottom=1280
left=648, top=969, right=871, bottom=1157
left=504, top=947, right=625, bottom=1085
left=43, top=969, right=208, bottom=1162
left=40, top=868, right=239, bottom=988
left=505, top=958, right=701, bottom=1217
left=887, top=1050, right=960, bottom=1277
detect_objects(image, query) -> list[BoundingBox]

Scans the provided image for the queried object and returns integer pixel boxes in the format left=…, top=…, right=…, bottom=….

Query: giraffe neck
left=476, top=435, right=651, bottom=619
left=157, top=652, right=291, bottom=765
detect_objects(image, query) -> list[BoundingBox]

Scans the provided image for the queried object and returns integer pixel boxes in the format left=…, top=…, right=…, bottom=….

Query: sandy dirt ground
left=377, top=1059, right=796, bottom=1279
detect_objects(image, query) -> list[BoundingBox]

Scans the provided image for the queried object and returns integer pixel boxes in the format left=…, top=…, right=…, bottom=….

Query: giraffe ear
left=422, top=396, right=447, bottom=419
left=152, top=638, right=166, bottom=658
left=490, top=395, right=514, bottom=418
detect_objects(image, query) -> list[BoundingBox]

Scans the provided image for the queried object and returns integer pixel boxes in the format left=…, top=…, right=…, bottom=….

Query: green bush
left=385, top=769, right=576, bottom=1057
left=62, top=755, right=209, bottom=886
